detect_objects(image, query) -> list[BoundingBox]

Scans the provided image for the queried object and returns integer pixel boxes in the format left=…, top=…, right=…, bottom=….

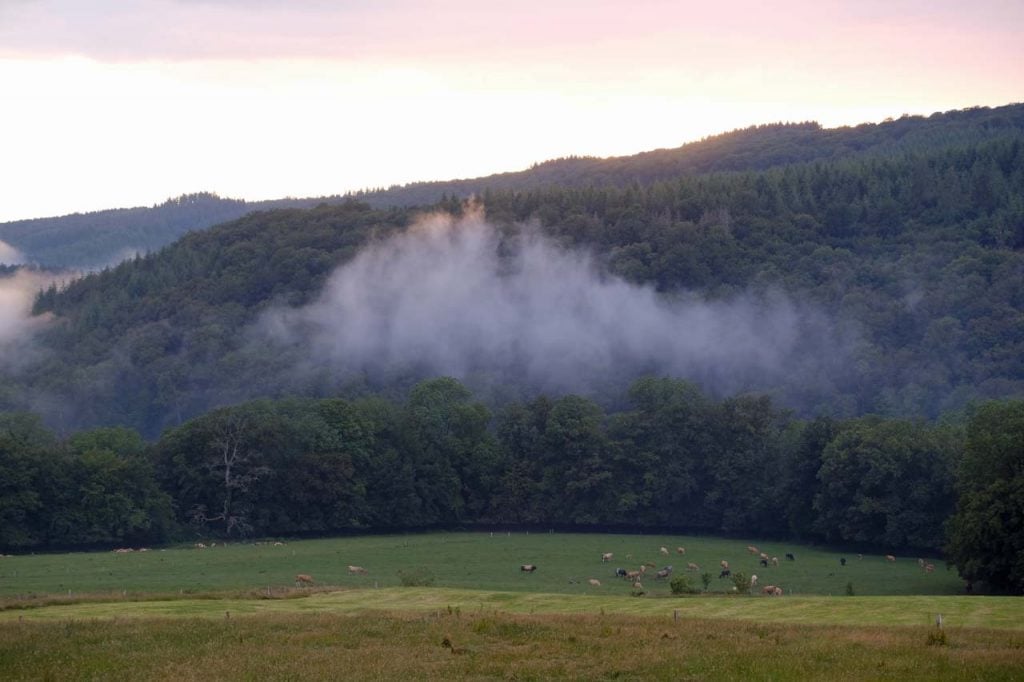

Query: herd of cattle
left=96, top=539, right=939, bottom=593
left=513, top=544, right=936, bottom=596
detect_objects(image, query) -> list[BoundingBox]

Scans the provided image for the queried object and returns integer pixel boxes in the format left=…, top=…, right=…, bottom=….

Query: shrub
left=670, top=575, right=698, bottom=595
left=730, top=571, right=749, bottom=594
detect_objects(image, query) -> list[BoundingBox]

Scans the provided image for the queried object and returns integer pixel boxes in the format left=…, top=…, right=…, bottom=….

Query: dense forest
left=1, top=381, right=1020, bottom=591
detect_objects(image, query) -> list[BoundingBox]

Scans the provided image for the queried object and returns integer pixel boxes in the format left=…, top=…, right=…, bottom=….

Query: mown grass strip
left=1, top=587, right=1020, bottom=631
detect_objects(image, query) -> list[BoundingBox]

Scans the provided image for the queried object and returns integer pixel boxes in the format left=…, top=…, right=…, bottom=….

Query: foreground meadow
left=2, top=609, right=1023, bottom=681
left=0, top=533, right=1018, bottom=680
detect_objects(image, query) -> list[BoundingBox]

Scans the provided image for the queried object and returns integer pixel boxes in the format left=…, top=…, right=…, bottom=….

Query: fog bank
left=259, top=211, right=852, bottom=400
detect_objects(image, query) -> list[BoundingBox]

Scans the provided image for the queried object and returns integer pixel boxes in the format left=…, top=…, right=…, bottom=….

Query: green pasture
left=0, top=531, right=964, bottom=599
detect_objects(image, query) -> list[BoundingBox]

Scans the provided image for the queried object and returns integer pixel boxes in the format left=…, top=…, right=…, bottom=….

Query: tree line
left=2, top=378, right=1020, bottom=592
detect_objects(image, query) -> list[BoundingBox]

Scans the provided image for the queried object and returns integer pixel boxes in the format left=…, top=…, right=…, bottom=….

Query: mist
left=0, top=239, right=25, bottom=266
left=260, top=211, right=854, bottom=402
left=0, top=269, right=54, bottom=365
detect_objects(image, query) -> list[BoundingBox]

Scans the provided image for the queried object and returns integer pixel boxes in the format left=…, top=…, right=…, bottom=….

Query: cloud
left=259, top=211, right=853, bottom=402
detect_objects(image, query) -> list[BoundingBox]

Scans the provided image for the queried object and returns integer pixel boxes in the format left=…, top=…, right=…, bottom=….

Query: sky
left=0, top=0, right=1021, bottom=222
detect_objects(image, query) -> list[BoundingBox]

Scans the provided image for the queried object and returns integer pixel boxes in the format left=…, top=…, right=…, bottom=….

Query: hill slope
left=0, top=105, right=1021, bottom=436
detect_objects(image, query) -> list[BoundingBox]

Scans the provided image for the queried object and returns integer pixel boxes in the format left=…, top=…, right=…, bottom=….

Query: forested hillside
left=4, top=103, right=1021, bottom=269
left=0, top=109, right=1016, bottom=438
left=0, top=192, right=350, bottom=269
left=356, top=103, right=1024, bottom=206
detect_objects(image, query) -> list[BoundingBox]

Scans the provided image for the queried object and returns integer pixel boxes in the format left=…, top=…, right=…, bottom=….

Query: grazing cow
left=195, top=543, right=207, bottom=549
left=720, top=560, right=730, bottom=570
left=773, top=587, right=783, bottom=596
left=615, top=568, right=628, bottom=578
left=763, top=584, right=776, bottom=594
left=676, top=547, right=686, bottom=555
left=295, top=574, right=314, bottom=586
left=588, top=578, right=601, bottom=587
left=719, top=569, right=731, bottom=579
left=785, top=553, right=795, bottom=561
left=602, top=552, right=614, bottom=562
left=886, top=555, right=896, bottom=562
left=348, top=565, right=368, bottom=574
left=759, top=558, right=769, bottom=567
left=687, top=562, right=700, bottom=571
left=747, top=545, right=759, bottom=555
left=625, top=570, right=642, bottom=581
left=656, top=566, right=672, bottom=579
left=840, top=557, right=847, bottom=567
left=924, top=563, right=935, bottom=573
left=520, top=564, right=537, bottom=573
left=759, top=552, right=769, bottom=561
left=660, top=546, right=669, bottom=556
left=771, top=556, right=779, bottom=567
left=273, top=542, right=284, bottom=547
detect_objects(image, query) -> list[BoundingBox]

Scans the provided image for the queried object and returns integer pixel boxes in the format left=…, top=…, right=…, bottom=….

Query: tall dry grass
left=1, top=610, right=1022, bottom=680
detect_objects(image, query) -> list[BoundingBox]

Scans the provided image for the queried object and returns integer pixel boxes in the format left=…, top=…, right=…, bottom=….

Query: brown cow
left=687, top=562, right=700, bottom=571
left=295, top=574, right=314, bottom=586
left=885, top=555, right=896, bottom=562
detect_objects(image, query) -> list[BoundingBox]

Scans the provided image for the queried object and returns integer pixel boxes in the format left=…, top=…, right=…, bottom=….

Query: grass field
left=0, top=531, right=964, bottom=599
left=0, top=533, right=1020, bottom=680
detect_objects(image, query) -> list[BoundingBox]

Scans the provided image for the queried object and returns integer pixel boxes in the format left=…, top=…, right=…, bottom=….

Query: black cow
left=719, top=569, right=731, bottom=579
left=759, top=558, right=769, bottom=567
left=785, top=553, right=796, bottom=561
left=520, top=564, right=537, bottom=573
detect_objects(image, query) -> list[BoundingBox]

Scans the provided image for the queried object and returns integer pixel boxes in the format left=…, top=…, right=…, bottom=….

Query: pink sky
left=0, top=0, right=1021, bottom=222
